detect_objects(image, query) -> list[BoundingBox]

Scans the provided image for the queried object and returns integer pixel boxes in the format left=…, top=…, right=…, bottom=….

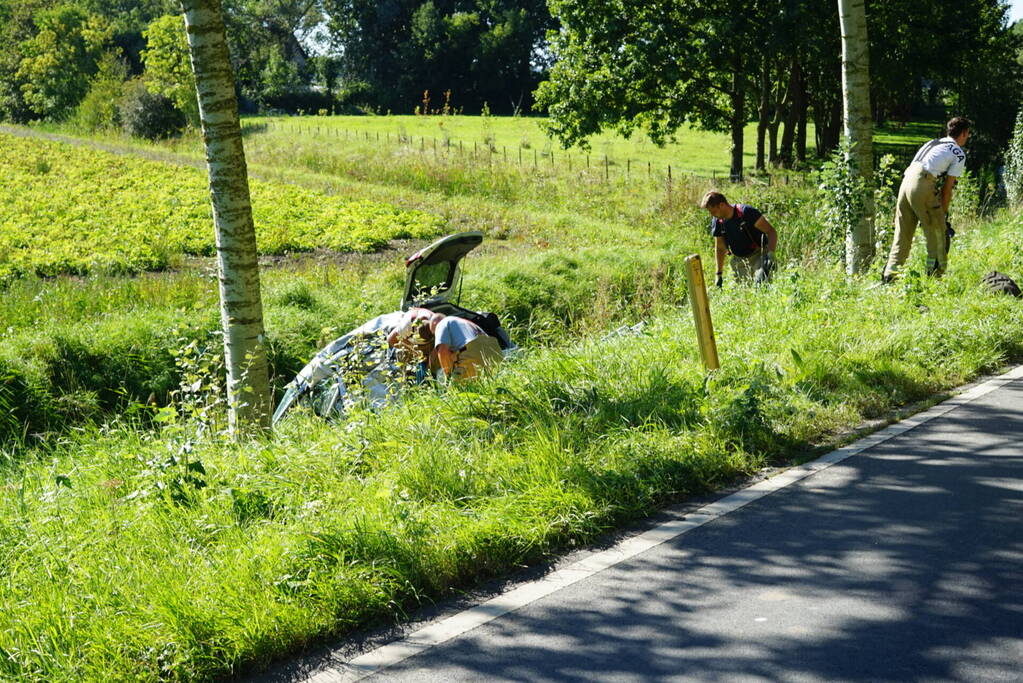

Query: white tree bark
left=181, top=0, right=271, bottom=434
left=838, top=0, right=875, bottom=274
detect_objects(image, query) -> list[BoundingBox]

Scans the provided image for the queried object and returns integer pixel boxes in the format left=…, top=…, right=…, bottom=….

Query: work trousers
left=883, top=162, right=947, bottom=278
left=730, top=250, right=765, bottom=282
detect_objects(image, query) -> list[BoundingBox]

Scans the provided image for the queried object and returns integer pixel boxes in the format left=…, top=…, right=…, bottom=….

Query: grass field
left=31, top=114, right=937, bottom=178
left=0, top=132, right=445, bottom=281
left=1, top=115, right=1017, bottom=681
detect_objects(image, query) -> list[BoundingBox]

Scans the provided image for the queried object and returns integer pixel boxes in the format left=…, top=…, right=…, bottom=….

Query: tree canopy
left=0, top=0, right=1019, bottom=173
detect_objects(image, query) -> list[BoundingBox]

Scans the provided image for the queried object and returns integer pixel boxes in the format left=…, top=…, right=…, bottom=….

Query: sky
left=1011, top=0, right=1023, bottom=24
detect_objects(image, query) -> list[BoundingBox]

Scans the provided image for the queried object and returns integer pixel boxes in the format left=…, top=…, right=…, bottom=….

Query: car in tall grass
left=272, top=232, right=515, bottom=424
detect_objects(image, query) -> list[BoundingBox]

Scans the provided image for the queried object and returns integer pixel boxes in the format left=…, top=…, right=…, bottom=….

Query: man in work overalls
left=882, top=117, right=971, bottom=282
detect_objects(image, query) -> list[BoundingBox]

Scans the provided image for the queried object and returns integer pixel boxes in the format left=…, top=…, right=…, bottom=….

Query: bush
left=118, top=79, right=184, bottom=140
left=72, top=52, right=128, bottom=132
left=1003, top=109, right=1023, bottom=206
left=815, top=139, right=868, bottom=265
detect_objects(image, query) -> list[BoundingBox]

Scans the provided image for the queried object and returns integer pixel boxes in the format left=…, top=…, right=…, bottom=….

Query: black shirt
left=710, top=204, right=766, bottom=257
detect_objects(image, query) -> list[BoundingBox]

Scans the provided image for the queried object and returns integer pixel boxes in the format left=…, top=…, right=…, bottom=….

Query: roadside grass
left=1, top=210, right=1021, bottom=681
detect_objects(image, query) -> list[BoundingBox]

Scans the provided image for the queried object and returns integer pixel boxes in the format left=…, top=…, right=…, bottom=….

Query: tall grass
left=1, top=212, right=1021, bottom=680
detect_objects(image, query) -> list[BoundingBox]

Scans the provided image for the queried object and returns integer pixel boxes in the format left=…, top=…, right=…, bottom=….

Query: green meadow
left=1, top=116, right=1019, bottom=680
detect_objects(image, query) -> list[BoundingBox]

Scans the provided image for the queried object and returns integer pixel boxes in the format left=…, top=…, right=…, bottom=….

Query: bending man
left=700, top=190, right=778, bottom=286
left=882, top=117, right=971, bottom=281
left=430, top=315, right=503, bottom=382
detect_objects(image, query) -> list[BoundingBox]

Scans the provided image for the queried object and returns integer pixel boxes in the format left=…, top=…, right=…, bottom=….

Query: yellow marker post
left=684, top=254, right=720, bottom=370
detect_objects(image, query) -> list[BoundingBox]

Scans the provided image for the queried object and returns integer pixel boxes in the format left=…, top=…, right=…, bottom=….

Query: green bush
left=119, top=79, right=185, bottom=140
left=71, top=52, right=127, bottom=132
left=1003, top=109, right=1023, bottom=206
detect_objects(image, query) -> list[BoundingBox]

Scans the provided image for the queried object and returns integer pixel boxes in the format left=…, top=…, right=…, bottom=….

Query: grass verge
left=1, top=211, right=1021, bottom=681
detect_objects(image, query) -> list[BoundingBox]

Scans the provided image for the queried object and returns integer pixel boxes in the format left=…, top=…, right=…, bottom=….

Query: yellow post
left=684, top=254, right=720, bottom=370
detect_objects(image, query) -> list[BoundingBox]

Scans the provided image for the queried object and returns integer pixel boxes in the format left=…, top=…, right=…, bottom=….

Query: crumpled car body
left=273, top=232, right=515, bottom=425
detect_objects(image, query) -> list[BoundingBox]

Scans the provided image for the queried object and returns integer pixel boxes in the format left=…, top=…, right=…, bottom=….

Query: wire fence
left=242, top=119, right=820, bottom=189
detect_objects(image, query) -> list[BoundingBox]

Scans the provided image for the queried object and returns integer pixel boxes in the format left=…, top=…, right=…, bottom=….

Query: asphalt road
left=285, top=369, right=1023, bottom=683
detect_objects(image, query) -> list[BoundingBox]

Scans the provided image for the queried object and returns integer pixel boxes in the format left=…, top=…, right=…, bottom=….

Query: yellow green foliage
left=0, top=133, right=446, bottom=282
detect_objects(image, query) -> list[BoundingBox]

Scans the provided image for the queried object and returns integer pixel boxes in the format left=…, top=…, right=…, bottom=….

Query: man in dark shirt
left=699, top=190, right=778, bottom=286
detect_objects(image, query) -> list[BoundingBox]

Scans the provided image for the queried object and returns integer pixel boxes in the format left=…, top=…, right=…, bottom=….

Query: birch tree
left=180, top=0, right=271, bottom=434
left=838, top=0, right=874, bottom=274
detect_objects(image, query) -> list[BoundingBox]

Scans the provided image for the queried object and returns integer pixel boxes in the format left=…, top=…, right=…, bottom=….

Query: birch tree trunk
left=180, top=0, right=271, bottom=434
left=838, top=0, right=875, bottom=274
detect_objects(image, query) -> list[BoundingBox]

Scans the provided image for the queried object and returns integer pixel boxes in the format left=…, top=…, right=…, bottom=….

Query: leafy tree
left=536, top=0, right=762, bottom=180
left=73, top=51, right=130, bottom=130
left=0, top=0, right=47, bottom=122
left=222, top=0, right=323, bottom=103
left=324, top=0, right=553, bottom=114
left=77, top=0, right=178, bottom=72
left=141, top=13, right=199, bottom=125
left=16, top=5, right=113, bottom=120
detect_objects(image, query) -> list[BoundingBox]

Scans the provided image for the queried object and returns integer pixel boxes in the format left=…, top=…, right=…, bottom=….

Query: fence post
left=534, top=149, right=538, bottom=168
left=604, top=155, right=608, bottom=180
left=519, top=147, right=522, bottom=165
left=683, top=254, right=720, bottom=371
left=627, top=158, right=631, bottom=178
left=648, top=161, right=651, bottom=178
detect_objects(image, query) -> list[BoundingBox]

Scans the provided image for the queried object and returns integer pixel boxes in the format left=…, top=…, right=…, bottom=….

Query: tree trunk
left=181, top=0, right=271, bottom=435
left=730, top=63, right=745, bottom=182
left=779, top=61, right=803, bottom=168
left=796, top=96, right=808, bottom=162
left=838, top=0, right=874, bottom=274
left=756, top=58, right=769, bottom=172
left=767, top=62, right=787, bottom=167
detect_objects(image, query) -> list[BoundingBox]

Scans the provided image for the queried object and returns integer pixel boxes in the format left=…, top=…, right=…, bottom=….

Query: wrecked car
left=272, top=232, right=515, bottom=425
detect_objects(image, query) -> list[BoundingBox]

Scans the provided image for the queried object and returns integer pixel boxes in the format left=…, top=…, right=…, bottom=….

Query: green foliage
left=815, top=139, right=867, bottom=264
left=141, top=14, right=198, bottom=127
left=1004, top=109, right=1023, bottom=206
left=118, top=78, right=184, bottom=139
left=71, top=51, right=129, bottom=132
left=323, top=0, right=553, bottom=115
left=258, top=46, right=302, bottom=104
left=15, top=5, right=113, bottom=120
left=872, top=153, right=900, bottom=253
left=0, top=132, right=447, bottom=282
left=950, top=170, right=980, bottom=223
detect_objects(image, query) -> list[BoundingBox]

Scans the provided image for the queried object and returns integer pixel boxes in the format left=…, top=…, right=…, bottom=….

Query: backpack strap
left=735, top=204, right=763, bottom=252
